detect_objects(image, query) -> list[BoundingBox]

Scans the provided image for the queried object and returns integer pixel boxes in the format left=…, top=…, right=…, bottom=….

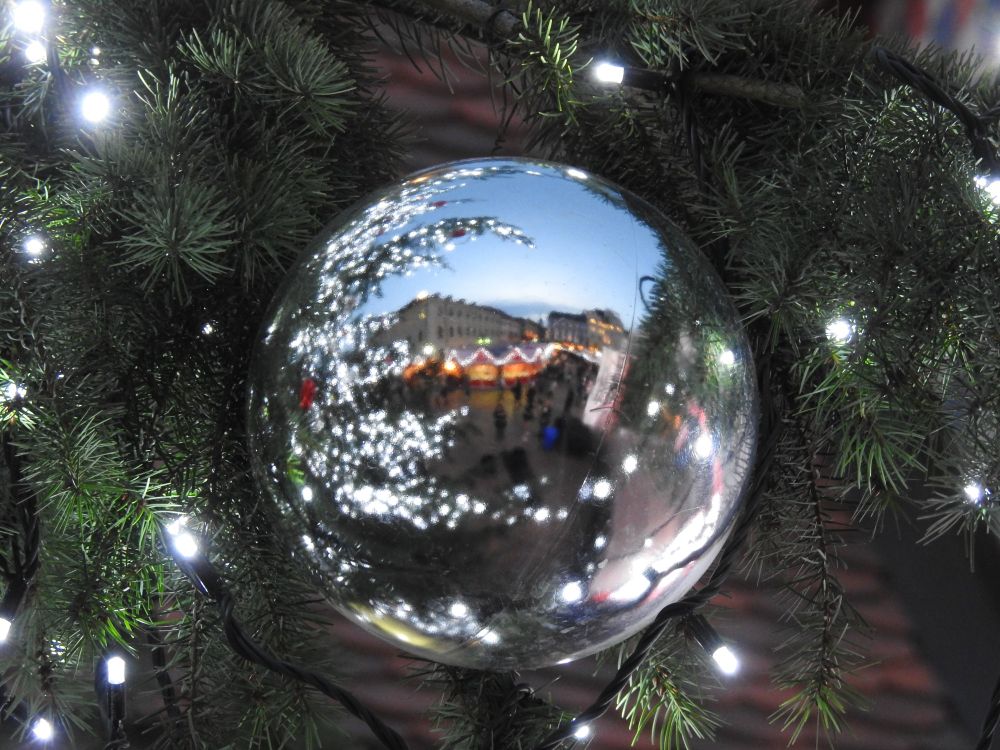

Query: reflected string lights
left=248, top=158, right=757, bottom=670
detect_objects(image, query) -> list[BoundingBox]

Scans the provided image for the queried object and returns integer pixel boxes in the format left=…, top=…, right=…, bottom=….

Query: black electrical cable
left=873, top=46, right=1000, bottom=174
left=167, top=531, right=410, bottom=750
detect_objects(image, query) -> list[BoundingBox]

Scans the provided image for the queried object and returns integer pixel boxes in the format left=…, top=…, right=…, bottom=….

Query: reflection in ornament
left=248, top=158, right=758, bottom=670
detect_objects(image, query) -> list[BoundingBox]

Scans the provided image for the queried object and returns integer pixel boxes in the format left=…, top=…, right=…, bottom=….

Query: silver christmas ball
left=247, top=158, right=757, bottom=670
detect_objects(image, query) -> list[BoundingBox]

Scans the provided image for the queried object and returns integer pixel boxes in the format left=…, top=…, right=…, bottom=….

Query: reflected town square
left=248, top=159, right=757, bottom=669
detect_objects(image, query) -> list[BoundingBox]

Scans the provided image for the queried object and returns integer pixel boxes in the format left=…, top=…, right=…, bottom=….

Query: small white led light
left=31, top=717, right=53, bottom=741
left=172, top=532, right=199, bottom=559
left=975, top=174, right=1000, bottom=205
left=646, top=400, right=660, bottom=417
left=24, top=40, right=46, bottom=63
left=0, top=616, right=11, bottom=642
left=300, top=485, right=314, bottom=502
left=621, top=454, right=638, bottom=473
left=964, top=482, right=984, bottom=504
left=712, top=645, right=740, bottom=676
left=80, top=90, right=111, bottom=123
left=719, top=349, right=736, bottom=367
left=826, top=317, right=853, bottom=343
left=573, top=723, right=592, bottom=740
left=106, top=655, right=126, bottom=685
left=592, top=61, right=625, bottom=85
left=13, top=0, right=45, bottom=34
left=449, top=601, right=469, bottom=618
left=23, top=236, right=45, bottom=256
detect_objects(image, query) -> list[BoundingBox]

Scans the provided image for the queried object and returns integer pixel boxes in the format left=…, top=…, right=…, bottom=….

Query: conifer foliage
left=1, top=0, right=998, bottom=748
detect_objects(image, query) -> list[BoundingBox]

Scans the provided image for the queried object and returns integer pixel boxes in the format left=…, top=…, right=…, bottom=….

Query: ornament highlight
left=248, top=158, right=757, bottom=669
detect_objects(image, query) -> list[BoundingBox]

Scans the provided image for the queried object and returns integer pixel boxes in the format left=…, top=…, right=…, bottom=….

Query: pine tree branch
left=403, top=0, right=806, bottom=107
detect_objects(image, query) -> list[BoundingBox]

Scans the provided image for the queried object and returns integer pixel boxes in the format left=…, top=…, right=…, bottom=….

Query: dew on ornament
left=592, top=478, right=613, bottom=500
left=610, top=574, right=652, bottom=603
left=480, top=628, right=500, bottom=645
left=560, top=580, right=584, bottom=603
left=694, top=433, right=714, bottom=459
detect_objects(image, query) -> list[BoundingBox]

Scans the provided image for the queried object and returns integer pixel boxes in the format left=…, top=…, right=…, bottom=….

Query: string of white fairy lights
left=3, top=1, right=996, bottom=747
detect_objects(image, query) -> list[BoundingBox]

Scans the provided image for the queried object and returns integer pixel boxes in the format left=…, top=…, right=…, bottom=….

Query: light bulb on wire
left=712, top=645, right=740, bottom=676
left=825, top=317, right=853, bottom=343
left=592, top=61, right=625, bottom=85
left=31, top=717, right=54, bottom=742
left=23, top=236, right=45, bottom=256
left=573, top=723, right=592, bottom=740
left=166, top=516, right=199, bottom=558
left=0, top=616, right=11, bottom=642
left=80, top=90, right=111, bottom=123
left=106, top=655, right=126, bottom=685
left=12, top=0, right=45, bottom=34
left=24, top=40, right=46, bottom=64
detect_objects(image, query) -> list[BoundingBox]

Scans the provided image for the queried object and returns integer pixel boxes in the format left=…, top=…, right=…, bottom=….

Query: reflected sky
left=355, top=165, right=652, bottom=325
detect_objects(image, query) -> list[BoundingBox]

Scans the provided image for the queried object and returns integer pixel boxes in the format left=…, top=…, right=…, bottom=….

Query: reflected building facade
left=548, top=308, right=626, bottom=351
left=376, top=293, right=539, bottom=353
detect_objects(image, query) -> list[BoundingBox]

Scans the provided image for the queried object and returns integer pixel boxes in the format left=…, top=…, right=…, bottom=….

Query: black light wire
left=873, top=46, right=1000, bottom=175
left=166, top=527, right=410, bottom=750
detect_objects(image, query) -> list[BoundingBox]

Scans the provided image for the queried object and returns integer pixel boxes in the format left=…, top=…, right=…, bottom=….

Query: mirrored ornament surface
left=247, top=158, right=757, bottom=670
